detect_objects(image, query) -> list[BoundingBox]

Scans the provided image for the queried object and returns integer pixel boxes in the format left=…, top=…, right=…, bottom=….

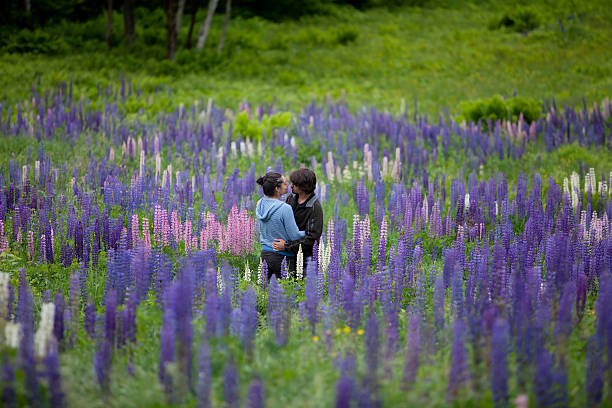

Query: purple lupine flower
left=93, top=337, right=112, bottom=393
left=223, top=359, right=240, bottom=408
left=434, top=271, right=445, bottom=330
left=69, top=271, right=80, bottom=347
left=534, top=348, right=568, bottom=407
left=197, top=338, right=211, bottom=408
left=240, top=288, right=258, bottom=355
left=159, top=304, right=175, bottom=401
left=555, top=280, right=574, bottom=342
left=490, top=318, right=509, bottom=408
left=205, top=262, right=217, bottom=338
left=84, top=298, right=96, bottom=340
left=246, top=377, right=264, bottom=408
left=17, top=270, right=38, bottom=405
left=402, top=312, right=420, bottom=389
left=364, top=311, right=379, bottom=379
left=1, top=355, right=17, bottom=408
left=447, top=319, right=469, bottom=401
left=305, top=259, right=319, bottom=334
left=105, top=290, right=117, bottom=347
left=335, top=375, right=354, bottom=408
left=44, top=339, right=65, bottom=408
left=586, top=336, right=603, bottom=406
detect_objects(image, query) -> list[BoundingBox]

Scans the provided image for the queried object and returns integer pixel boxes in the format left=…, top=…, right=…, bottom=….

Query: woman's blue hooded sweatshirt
left=256, top=197, right=305, bottom=257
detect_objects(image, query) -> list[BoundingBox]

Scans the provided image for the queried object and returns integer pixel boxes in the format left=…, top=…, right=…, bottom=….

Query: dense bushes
left=459, top=95, right=542, bottom=126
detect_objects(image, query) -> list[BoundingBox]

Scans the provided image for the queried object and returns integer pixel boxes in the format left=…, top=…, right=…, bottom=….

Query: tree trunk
left=166, top=0, right=179, bottom=60
left=24, top=0, right=31, bottom=15
left=185, top=0, right=199, bottom=49
left=105, top=0, right=114, bottom=50
left=217, top=0, right=231, bottom=53
left=196, top=0, right=219, bottom=51
left=176, top=0, right=187, bottom=34
left=124, top=0, right=136, bottom=42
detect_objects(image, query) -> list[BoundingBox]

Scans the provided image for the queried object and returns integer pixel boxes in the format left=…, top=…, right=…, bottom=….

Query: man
left=272, top=168, right=323, bottom=277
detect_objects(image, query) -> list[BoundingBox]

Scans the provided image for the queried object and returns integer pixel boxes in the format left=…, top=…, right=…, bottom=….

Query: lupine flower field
left=0, top=79, right=612, bottom=407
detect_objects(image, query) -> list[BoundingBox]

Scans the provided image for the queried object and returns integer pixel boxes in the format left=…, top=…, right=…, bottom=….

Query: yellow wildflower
left=343, top=326, right=351, bottom=334
left=358, top=329, right=364, bottom=336
left=313, top=336, right=319, bottom=342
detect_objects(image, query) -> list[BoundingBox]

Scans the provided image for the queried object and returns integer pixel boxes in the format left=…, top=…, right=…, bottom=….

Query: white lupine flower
left=257, top=258, right=262, bottom=287
left=296, top=245, right=304, bottom=281
left=563, top=178, right=570, bottom=197
left=464, top=193, right=471, bottom=212
left=139, top=150, right=145, bottom=177
left=231, top=142, right=237, bottom=158
left=244, top=262, right=251, bottom=283
left=217, top=267, right=224, bottom=292
left=5, top=322, right=21, bottom=348
left=155, top=154, right=161, bottom=180
left=35, top=303, right=55, bottom=358
left=342, top=166, right=352, bottom=182
left=320, top=182, right=327, bottom=202
left=0, top=272, right=10, bottom=320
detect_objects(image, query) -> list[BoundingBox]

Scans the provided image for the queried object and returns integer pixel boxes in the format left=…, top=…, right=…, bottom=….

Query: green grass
left=1, top=0, right=612, bottom=115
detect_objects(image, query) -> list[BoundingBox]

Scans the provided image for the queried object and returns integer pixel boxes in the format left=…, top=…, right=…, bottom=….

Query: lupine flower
left=223, top=359, right=240, bottom=408
left=197, top=338, right=211, bottom=408
left=246, top=377, right=264, bottom=408
left=490, top=318, right=509, bottom=408
left=1, top=355, right=17, bottom=407
left=305, top=259, right=319, bottom=334
left=364, top=311, right=379, bottom=379
left=44, top=338, right=65, bottom=408
left=447, top=319, right=470, bottom=401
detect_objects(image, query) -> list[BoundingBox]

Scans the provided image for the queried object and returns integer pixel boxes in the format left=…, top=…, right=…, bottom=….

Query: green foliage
left=459, top=95, right=541, bottom=126
left=234, top=111, right=292, bottom=142
left=489, top=6, right=541, bottom=34
left=3, top=29, right=70, bottom=55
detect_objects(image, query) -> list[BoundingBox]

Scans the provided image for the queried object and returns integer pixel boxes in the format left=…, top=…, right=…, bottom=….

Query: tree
left=217, top=0, right=231, bottom=53
left=196, top=0, right=219, bottom=51
left=166, top=0, right=179, bottom=60
left=185, top=0, right=199, bottom=49
left=105, top=0, right=113, bottom=50
left=124, top=0, right=136, bottom=42
left=176, top=0, right=186, bottom=33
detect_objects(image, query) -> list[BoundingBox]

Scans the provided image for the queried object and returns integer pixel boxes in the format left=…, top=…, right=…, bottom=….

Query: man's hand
left=272, top=238, right=286, bottom=252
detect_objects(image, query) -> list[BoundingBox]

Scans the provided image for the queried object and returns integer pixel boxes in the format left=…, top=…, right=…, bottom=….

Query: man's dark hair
left=257, top=172, right=283, bottom=196
left=289, top=168, right=317, bottom=195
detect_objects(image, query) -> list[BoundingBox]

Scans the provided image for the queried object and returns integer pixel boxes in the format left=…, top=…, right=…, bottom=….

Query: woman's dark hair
left=256, top=172, right=284, bottom=196
left=289, top=168, right=317, bottom=195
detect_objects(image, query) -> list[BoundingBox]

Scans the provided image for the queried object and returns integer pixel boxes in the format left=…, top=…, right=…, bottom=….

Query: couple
left=255, top=168, right=323, bottom=281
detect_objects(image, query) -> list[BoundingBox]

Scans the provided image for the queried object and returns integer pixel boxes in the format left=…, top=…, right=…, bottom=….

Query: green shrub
left=490, top=6, right=541, bottom=34
left=459, top=95, right=541, bottom=127
left=4, top=29, right=70, bottom=55
left=334, top=25, right=359, bottom=45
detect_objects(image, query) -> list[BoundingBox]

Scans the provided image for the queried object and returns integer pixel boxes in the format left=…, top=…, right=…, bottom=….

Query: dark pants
left=260, top=251, right=296, bottom=281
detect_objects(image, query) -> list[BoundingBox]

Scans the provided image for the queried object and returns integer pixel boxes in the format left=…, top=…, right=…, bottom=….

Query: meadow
left=1, top=0, right=612, bottom=407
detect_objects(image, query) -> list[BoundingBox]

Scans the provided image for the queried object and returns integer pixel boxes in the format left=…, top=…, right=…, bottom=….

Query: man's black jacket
left=284, top=193, right=323, bottom=260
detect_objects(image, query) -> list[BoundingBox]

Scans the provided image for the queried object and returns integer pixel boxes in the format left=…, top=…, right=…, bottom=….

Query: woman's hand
left=272, top=238, right=285, bottom=251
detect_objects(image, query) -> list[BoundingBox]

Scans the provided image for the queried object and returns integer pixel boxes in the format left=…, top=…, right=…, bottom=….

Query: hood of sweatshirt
left=255, top=197, right=284, bottom=222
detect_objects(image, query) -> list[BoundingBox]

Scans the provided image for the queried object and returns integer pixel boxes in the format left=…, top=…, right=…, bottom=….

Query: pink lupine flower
left=28, top=230, right=34, bottom=260
left=50, top=227, right=55, bottom=257
left=153, top=205, right=162, bottom=242
left=184, top=220, right=192, bottom=252
left=131, top=214, right=140, bottom=246
left=142, top=217, right=151, bottom=250
left=161, top=209, right=170, bottom=247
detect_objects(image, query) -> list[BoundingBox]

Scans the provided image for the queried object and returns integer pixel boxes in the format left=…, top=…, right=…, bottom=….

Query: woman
left=255, top=172, right=305, bottom=280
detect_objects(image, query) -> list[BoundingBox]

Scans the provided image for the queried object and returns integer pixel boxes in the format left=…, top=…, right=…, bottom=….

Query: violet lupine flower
left=555, top=280, right=574, bottom=342
left=197, top=338, right=211, bottom=408
left=2, top=355, right=17, bottom=408
left=84, top=298, right=96, bottom=340
left=69, top=271, right=80, bottom=346
left=105, top=290, right=117, bottom=347
left=434, top=271, right=445, bottom=330
left=44, top=339, right=65, bottom=408
left=93, top=336, right=112, bottom=393
left=240, top=288, right=258, bottom=355
left=159, top=304, right=175, bottom=401
left=53, top=291, right=66, bottom=347
left=447, top=319, right=470, bottom=401
left=586, top=335, right=603, bottom=406
left=204, top=263, right=217, bottom=338
left=335, top=374, right=354, bottom=408
left=402, top=312, right=420, bottom=389
left=490, top=318, right=509, bottom=408
left=534, top=348, right=568, bottom=407
left=246, top=377, right=264, bottom=408
left=364, top=311, right=379, bottom=380
left=223, top=359, right=240, bottom=408
left=305, top=259, right=319, bottom=334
